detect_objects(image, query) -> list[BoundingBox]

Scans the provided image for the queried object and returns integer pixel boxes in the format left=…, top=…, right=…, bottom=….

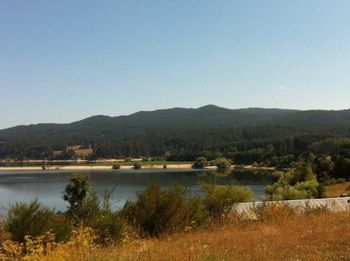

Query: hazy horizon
left=1, top=1, right=350, bottom=129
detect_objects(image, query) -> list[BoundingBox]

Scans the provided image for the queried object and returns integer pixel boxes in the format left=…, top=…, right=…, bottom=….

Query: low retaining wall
left=233, top=197, right=350, bottom=219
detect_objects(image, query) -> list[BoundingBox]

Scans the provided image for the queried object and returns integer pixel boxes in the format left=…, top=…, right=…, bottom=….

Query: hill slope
left=1, top=105, right=350, bottom=160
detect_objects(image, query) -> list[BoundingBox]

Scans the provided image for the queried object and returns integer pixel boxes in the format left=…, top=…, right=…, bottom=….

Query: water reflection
left=0, top=169, right=273, bottom=214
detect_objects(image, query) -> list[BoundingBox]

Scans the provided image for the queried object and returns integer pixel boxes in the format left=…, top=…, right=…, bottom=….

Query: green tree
left=314, top=156, right=335, bottom=184
left=333, top=156, right=350, bottom=180
left=289, top=163, right=317, bottom=185
left=63, top=174, right=97, bottom=221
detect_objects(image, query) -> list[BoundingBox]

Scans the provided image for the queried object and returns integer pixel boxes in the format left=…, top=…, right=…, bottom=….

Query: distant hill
left=1, top=105, right=350, bottom=160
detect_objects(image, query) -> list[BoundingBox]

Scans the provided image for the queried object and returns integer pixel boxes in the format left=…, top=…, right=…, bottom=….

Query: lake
left=0, top=169, right=273, bottom=215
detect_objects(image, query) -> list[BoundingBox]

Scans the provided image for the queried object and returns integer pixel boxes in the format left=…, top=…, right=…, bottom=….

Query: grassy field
left=5, top=209, right=349, bottom=261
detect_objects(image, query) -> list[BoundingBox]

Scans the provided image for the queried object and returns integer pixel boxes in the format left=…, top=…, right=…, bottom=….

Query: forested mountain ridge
left=1, top=105, right=350, bottom=161
left=0, top=105, right=294, bottom=142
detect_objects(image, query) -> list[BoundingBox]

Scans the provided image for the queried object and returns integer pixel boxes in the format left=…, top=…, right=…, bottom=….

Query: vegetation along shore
left=1, top=172, right=349, bottom=260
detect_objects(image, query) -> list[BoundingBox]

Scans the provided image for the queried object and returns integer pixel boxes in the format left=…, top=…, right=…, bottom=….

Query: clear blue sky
left=1, top=1, right=350, bottom=129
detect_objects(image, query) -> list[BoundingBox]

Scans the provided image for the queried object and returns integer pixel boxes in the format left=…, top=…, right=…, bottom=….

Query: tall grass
left=1, top=208, right=349, bottom=260
left=0, top=215, right=10, bottom=245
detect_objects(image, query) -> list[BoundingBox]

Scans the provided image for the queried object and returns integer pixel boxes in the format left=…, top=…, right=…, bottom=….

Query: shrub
left=163, top=164, right=167, bottom=169
left=85, top=188, right=126, bottom=245
left=120, top=183, right=207, bottom=237
left=133, top=162, right=142, bottom=169
left=213, top=157, right=232, bottom=170
left=265, top=183, right=305, bottom=201
left=80, top=205, right=126, bottom=245
left=201, top=182, right=254, bottom=222
left=94, top=212, right=127, bottom=245
left=0, top=231, right=57, bottom=259
left=265, top=166, right=325, bottom=200
left=50, top=213, right=73, bottom=242
left=5, top=200, right=72, bottom=243
left=112, top=163, right=121, bottom=170
left=192, top=157, right=208, bottom=169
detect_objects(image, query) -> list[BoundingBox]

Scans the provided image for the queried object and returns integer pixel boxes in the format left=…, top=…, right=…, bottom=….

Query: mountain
left=1, top=105, right=350, bottom=160
left=0, top=106, right=294, bottom=143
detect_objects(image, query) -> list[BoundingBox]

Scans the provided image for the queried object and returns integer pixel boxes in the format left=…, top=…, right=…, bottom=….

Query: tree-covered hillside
left=1, top=105, right=350, bottom=161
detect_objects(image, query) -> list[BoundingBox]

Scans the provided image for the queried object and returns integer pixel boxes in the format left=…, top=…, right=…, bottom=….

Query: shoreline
left=0, top=164, right=275, bottom=172
left=0, top=164, right=193, bottom=171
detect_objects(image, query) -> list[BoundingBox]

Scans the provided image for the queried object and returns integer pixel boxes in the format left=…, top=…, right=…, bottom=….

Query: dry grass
left=327, top=182, right=350, bottom=197
left=103, top=212, right=350, bottom=260
left=4, top=210, right=348, bottom=261
left=0, top=216, right=10, bottom=244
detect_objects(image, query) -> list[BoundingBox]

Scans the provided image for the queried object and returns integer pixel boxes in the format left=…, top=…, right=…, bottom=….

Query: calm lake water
left=0, top=169, right=273, bottom=215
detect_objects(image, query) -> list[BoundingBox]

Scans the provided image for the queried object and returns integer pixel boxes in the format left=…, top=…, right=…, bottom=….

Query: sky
left=1, top=0, right=350, bottom=129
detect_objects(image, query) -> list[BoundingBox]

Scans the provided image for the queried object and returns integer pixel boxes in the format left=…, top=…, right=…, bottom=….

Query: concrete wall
left=233, top=197, right=350, bottom=219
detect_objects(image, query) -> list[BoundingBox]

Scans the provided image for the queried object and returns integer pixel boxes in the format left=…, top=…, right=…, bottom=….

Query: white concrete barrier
left=233, top=197, right=350, bottom=219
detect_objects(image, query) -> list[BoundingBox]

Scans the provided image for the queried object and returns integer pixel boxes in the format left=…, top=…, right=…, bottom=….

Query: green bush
left=112, top=163, right=121, bottom=169
left=265, top=164, right=325, bottom=200
left=213, top=157, right=232, bottom=170
left=50, top=213, right=73, bottom=242
left=94, top=211, right=127, bottom=245
left=266, top=183, right=306, bottom=200
left=201, top=182, right=254, bottom=222
left=133, top=162, right=142, bottom=169
left=80, top=205, right=126, bottom=245
left=5, top=200, right=72, bottom=242
left=88, top=188, right=126, bottom=244
left=266, top=180, right=326, bottom=201
left=192, top=157, right=208, bottom=169
left=120, top=183, right=207, bottom=237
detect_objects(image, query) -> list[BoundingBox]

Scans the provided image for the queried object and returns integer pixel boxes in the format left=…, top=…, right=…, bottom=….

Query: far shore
left=0, top=164, right=275, bottom=172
